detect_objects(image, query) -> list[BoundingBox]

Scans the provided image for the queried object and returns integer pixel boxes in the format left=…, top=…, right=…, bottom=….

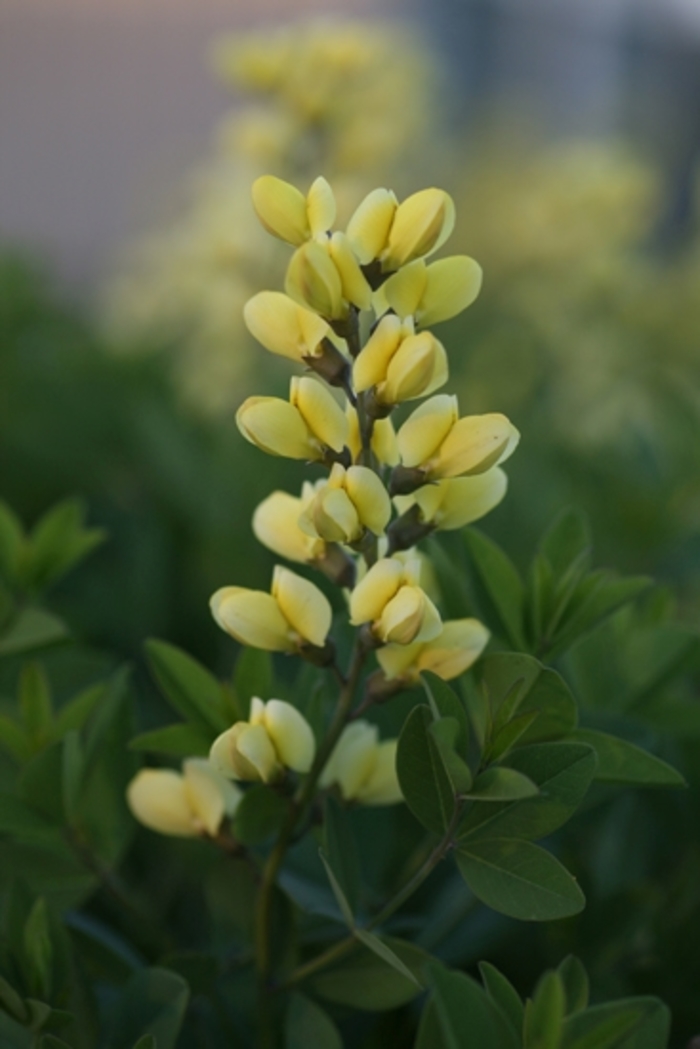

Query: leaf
left=145, top=639, right=229, bottom=732
left=539, top=509, right=592, bottom=579
left=428, top=719, right=473, bottom=794
left=525, top=970, right=566, bottom=1049
left=106, top=968, right=189, bottom=1049
left=128, top=723, right=215, bottom=758
left=0, top=714, right=32, bottom=762
left=560, top=996, right=670, bottom=1049
left=62, top=731, right=84, bottom=823
left=54, top=684, right=105, bottom=736
left=23, top=897, right=53, bottom=999
left=478, top=962, right=524, bottom=1038
left=481, top=654, right=577, bottom=746
left=319, top=849, right=354, bottom=926
left=558, top=956, right=589, bottom=1015
left=19, top=742, right=65, bottom=822
left=0, top=500, right=24, bottom=583
left=354, top=931, right=421, bottom=988
left=323, top=797, right=360, bottom=915
left=310, top=936, right=430, bottom=1011
left=396, top=705, right=455, bottom=834
left=234, top=648, right=273, bottom=709
left=549, top=574, right=651, bottom=659
left=0, top=973, right=28, bottom=1022
left=427, top=962, right=520, bottom=1049
left=572, top=729, right=685, bottom=787
left=38, top=1037, right=73, bottom=1049
left=132, top=1038, right=157, bottom=1049
left=464, top=528, right=527, bottom=649
left=19, top=663, right=53, bottom=744
left=0, top=608, right=70, bottom=658
left=467, top=767, right=539, bottom=801
left=26, top=499, right=105, bottom=591
left=285, top=993, right=342, bottom=1049
left=233, top=785, right=288, bottom=847
left=459, top=743, right=597, bottom=842
left=456, top=838, right=585, bottom=921
left=421, top=672, right=470, bottom=749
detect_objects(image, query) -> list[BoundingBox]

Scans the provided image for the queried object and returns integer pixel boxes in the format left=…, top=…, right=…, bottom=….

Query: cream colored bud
left=328, top=232, right=373, bottom=310
left=271, top=565, right=332, bottom=648
left=252, top=175, right=310, bottom=246
left=381, top=331, right=448, bottom=404
left=286, top=241, right=345, bottom=318
left=354, top=741, right=402, bottom=805
left=346, top=188, right=398, bottom=264
left=383, top=255, right=482, bottom=326
left=126, top=759, right=242, bottom=838
left=210, top=722, right=281, bottom=783
left=346, top=404, right=400, bottom=467
left=396, top=394, right=459, bottom=468
left=306, top=176, right=336, bottom=237
left=377, top=583, right=442, bottom=645
left=243, top=291, right=331, bottom=362
left=257, top=698, right=316, bottom=773
left=321, top=722, right=402, bottom=806
left=383, top=188, right=455, bottom=270
left=397, top=398, right=519, bottom=480
left=211, top=586, right=295, bottom=652
left=290, top=376, right=349, bottom=454
left=377, top=618, right=490, bottom=683
left=253, top=490, right=325, bottom=563
left=349, top=557, right=441, bottom=644
left=299, top=464, right=391, bottom=543
left=353, top=315, right=404, bottom=393
left=349, top=557, right=404, bottom=625
left=394, top=468, right=508, bottom=531
left=236, top=397, right=319, bottom=460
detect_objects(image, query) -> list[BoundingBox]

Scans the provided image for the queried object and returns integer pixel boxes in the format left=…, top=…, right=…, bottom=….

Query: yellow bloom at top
left=286, top=234, right=372, bottom=319
left=347, top=187, right=455, bottom=271
left=353, top=313, right=448, bottom=406
left=252, top=175, right=336, bottom=245
left=236, top=376, right=349, bottom=462
left=382, top=255, right=483, bottom=327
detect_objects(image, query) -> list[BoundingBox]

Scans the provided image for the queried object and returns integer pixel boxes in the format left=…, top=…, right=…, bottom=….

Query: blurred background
left=2, top=0, right=700, bottom=1041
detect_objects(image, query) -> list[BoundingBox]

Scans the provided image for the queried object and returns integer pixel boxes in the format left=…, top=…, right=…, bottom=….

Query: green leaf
left=106, top=968, right=189, bottom=1049
left=428, top=719, right=473, bottom=794
left=319, top=849, right=354, bottom=926
left=19, top=662, right=53, bottom=746
left=0, top=714, right=32, bottom=762
left=354, top=931, right=421, bottom=988
left=558, top=956, right=589, bottom=1015
left=456, top=838, right=585, bottom=921
left=285, top=993, right=342, bottom=1049
left=572, top=729, right=685, bottom=787
left=23, top=897, right=53, bottom=999
left=464, top=528, right=527, bottom=649
left=478, top=962, right=524, bottom=1038
left=62, top=731, right=84, bottom=823
left=0, top=974, right=28, bottom=1022
left=234, top=648, right=273, bottom=710
left=145, top=639, right=229, bottom=732
left=467, top=767, right=539, bottom=801
left=549, top=573, right=651, bottom=659
left=128, top=723, right=215, bottom=758
left=490, top=711, right=540, bottom=763
left=131, top=1038, right=157, bottom=1049
left=396, top=705, right=455, bottom=834
left=0, top=1005, right=33, bottom=1046
left=0, top=608, right=70, bottom=659
left=310, top=936, right=430, bottom=1011
left=38, top=1037, right=73, bottom=1049
left=421, top=672, right=470, bottom=749
left=19, top=742, right=65, bottom=822
left=323, top=797, right=360, bottom=915
left=524, top=970, right=566, bottom=1049
left=481, top=654, right=577, bottom=746
left=233, top=785, right=288, bottom=846
left=0, top=500, right=24, bottom=583
left=427, top=962, right=520, bottom=1049
left=560, top=996, right=670, bottom=1049
left=540, top=509, right=591, bottom=579
left=54, top=684, right=105, bottom=736
left=459, top=743, right=597, bottom=842
left=25, top=499, right=105, bottom=591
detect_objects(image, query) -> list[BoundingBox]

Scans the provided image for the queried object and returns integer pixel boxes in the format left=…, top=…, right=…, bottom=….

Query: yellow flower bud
left=290, top=376, right=349, bottom=454
left=237, top=378, right=348, bottom=461
left=349, top=557, right=441, bottom=644
left=382, top=188, right=455, bottom=271
left=320, top=722, right=402, bottom=805
left=243, top=291, right=331, bottom=362
left=377, top=618, right=490, bottom=683
left=346, top=188, right=398, bottom=264
left=210, top=721, right=282, bottom=783
left=329, top=232, right=373, bottom=310
left=253, top=490, right=326, bottom=564
left=286, top=241, right=344, bottom=319
left=250, top=697, right=316, bottom=773
left=353, top=315, right=447, bottom=405
left=397, top=396, right=519, bottom=480
left=299, top=463, right=391, bottom=544
left=346, top=404, right=400, bottom=466
left=383, top=255, right=483, bottom=326
left=126, top=759, right=242, bottom=838
left=251, top=175, right=336, bottom=246
left=211, top=567, right=331, bottom=652
left=394, top=468, right=508, bottom=531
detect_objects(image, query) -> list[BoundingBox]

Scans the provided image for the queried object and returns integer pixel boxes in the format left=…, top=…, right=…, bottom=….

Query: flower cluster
left=128, top=173, right=518, bottom=839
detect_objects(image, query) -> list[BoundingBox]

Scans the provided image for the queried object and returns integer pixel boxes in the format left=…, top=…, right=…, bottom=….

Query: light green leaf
left=285, top=993, right=342, bottom=1049
left=396, top=705, right=455, bottom=834
left=573, top=729, right=685, bottom=787
left=0, top=973, right=28, bottom=1022
left=26, top=499, right=105, bottom=591
left=464, top=528, right=527, bottom=650
left=19, top=662, right=53, bottom=746
left=478, top=962, right=524, bottom=1038
left=131, top=1037, right=157, bottom=1049
left=0, top=500, right=24, bottom=583
left=54, top=683, right=105, bottom=736
left=0, top=608, right=70, bottom=659
left=525, top=970, right=566, bottom=1049
left=0, top=715, right=32, bottom=762
left=145, top=639, right=229, bottom=732
left=23, top=897, right=52, bottom=1000
left=428, top=719, right=473, bottom=794
left=481, top=654, right=577, bottom=746
left=539, top=509, right=591, bottom=579
left=558, top=956, right=589, bottom=1015
left=128, top=723, right=215, bottom=758
left=560, top=996, right=670, bottom=1049
left=62, top=731, right=84, bottom=823
left=467, top=767, right=539, bottom=802
left=421, top=672, right=470, bottom=749
left=427, top=962, right=520, bottom=1049
left=456, top=838, right=585, bottom=921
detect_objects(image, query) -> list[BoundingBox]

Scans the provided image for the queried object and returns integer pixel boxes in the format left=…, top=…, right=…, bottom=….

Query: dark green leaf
left=481, top=654, right=577, bottom=746
left=396, top=705, right=455, bottom=834
left=456, top=838, right=585, bottom=921
left=427, top=962, right=520, bottom=1049
left=131, top=1037, right=157, bottom=1049
left=573, top=729, right=685, bottom=787
left=0, top=500, right=24, bottom=583
left=464, top=528, right=527, bottom=649
left=478, top=962, right=524, bottom=1038
left=23, top=898, right=52, bottom=999
left=323, top=797, right=360, bottom=915
left=19, top=742, right=65, bottom=822
left=38, top=1037, right=73, bottom=1049
left=62, top=731, right=84, bottom=823
left=429, top=719, right=473, bottom=794
left=549, top=574, right=651, bottom=659
left=19, top=663, right=53, bottom=744
left=128, top=723, right=214, bottom=758
left=467, top=767, right=538, bottom=801
left=354, top=931, right=421, bottom=988
left=525, top=970, right=565, bottom=1049
left=560, top=996, right=670, bottom=1049
left=234, top=785, right=288, bottom=846
left=25, top=499, right=104, bottom=591
left=54, top=684, right=105, bottom=736
left=528, top=554, right=555, bottom=649
left=558, top=956, right=589, bottom=1015
left=145, top=639, right=228, bottom=732
left=285, top=993, right=342, bottom=1049
left=310, top=936, right=430, bottom=1011
left=0, top=974, right=28, bottom=1022
left=421, top=673, right=469, bottom=749
left=0, top=609, right=70, bottom=658
left=459, top=743, right=597, bottom=842
left=0, top=715, right=32, bottom=762
left=319, top=849, right=354, bottom=926
left=234, top=648, right=273, bottom=711
left=490, top=711, right=540, bottom=763
left=106, top=968, right=189, bottom=1049
left=540, top=509, right=591, bottom=579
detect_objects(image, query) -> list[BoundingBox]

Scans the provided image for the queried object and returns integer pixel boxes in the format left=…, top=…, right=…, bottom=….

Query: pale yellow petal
left=329, top=232, right=372, bottom=310
left=431, top=469, right=508, bottom=529
left=431, top=414, right=518, bottom=479
left=382, top=259, right=427, bottom=318
left=236, top=397, right=316, bottom=459
left=384, top=188, right=455, bottom=269
left=306, top=176, right=336, bottom=237
left=397, top=394, right=459, bottom=467
left=376, top=640, right=423, bottom=681
left=355, top=741, right=403, bottom=805
left=252, top=175, right=309, bottom=245
left=272, top=565, right=332, bottom=647
left=253, top=491, right=324, bottom=563
left=244, top=291, right=329, bottom=361
left=210, top=586, right=294, bottom=651
left=353, top=314, right=403, bottom=393
left=346, top=188, right=397, bottom=264
left=349, top=558, right=403, bottom=625
left=127, top=769, right=197, bottom=837
left=345, top=466, right=392, bottom=535
left=321, top=721, right=378, bottom=799
left=417, top=619, right=490, bottom=680
left=382, top=332, right=438, bottom=403
left=417, top=256, right=483, bottom=327
left=286, top=241, right=344, bottom=318
left=291, top=377, right=349, bottom=453
left=183, top=758, right=239, bottom=835
left=210, top=724, right=261, bottom=781
left=264, top=699, right=316, bottom=773
left=236, top=723, right=281, bottom=783
left=314, top=487, right=361, bottom=543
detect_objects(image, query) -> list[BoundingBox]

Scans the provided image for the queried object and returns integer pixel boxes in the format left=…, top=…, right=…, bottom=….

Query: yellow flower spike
left=346, top=188, right=398, bottom=265
left=349, top=556, right=441, bottom=644
left=253, top=490, right=326, bottom=564
left=182, top=758, right=243, bottom=836
left=394, top=467, right=508, bottom=531
left=252, top=175, right=310, bottom=246
left=328, top=232, right=373, bottom=310
left=344, top=465, right=392, bottom=535
left=383, top=255, right=483, bottom=327
left=354, top=741, right=402, bottom=805
left=377, top=584, right=442, bottom=645
left=271, top=565, right=332, bottom=649
left=243, top=291, right=331, bottom=362
left=381, top=330, right=449, bottom=404
left=353, top=314, right=405, bottom=393
left=349, top=558, right=405, bottom=626
left=346, top=404, right=400, bottom=466
left=290, top=376, right=349, bottom=453
left=126, top=760, right=242, bottom=838
left=319, top=721, right=379, bottom=798
left=211, top=586, right=295, bottom=652
left=377, top=618, right=490, bottom=683
left=381, top=259, right=427, bottom=318
left=286, top=241, right=345, bottom=318
left=431, top=414, right=520, bottom=479
left=306, top=176, right=336, bottom=237
left=262, top=698, right=316, bottom=772
left=383, top=188, right=455, bottom=270
left=303, top=483, right=360, bottom=544
left=299, top=463, right=391, bottom=544
left=210, top=722, right=281, bottom=783
left=236, top=396, right=319, bottom=460
left=396, top=394, right=459, bottom=467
